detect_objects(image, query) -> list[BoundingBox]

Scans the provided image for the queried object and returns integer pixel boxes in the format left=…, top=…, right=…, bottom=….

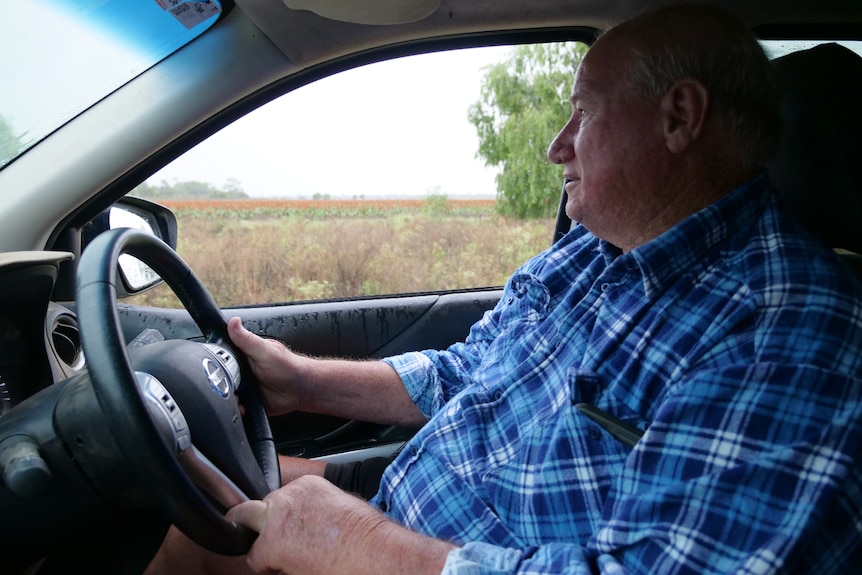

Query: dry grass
left=126, top=199, right=555, bottom=307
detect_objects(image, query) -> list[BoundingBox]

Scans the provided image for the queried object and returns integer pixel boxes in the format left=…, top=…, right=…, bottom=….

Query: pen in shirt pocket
left=574, top=403, right=645, bottom=448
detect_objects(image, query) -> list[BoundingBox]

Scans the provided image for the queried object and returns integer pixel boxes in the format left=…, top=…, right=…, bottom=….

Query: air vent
left=52, top=314, right=83, bottom=369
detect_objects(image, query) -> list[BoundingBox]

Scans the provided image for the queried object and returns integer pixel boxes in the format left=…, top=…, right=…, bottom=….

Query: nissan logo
left=202, top=358, right=231, bottom=397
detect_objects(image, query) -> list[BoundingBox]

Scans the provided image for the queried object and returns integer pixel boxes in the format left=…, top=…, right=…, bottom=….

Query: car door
left=113, top=43, right=568, bottom=465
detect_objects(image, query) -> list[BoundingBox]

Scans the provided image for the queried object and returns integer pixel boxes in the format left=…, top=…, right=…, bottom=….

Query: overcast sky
left=147, top=45, right=515, bottom=198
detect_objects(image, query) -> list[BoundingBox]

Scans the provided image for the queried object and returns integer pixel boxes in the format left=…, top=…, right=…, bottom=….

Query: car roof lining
left=235, top=0, right=862, bottom=69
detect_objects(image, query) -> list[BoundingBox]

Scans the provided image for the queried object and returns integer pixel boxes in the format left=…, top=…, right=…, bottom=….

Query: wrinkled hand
left=227, top=316, right=306, bottom=416
left=226, top=476, right=402, bottom=575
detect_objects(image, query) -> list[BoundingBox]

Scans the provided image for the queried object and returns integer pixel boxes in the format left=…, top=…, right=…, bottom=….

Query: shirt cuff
left=382, top=351, right=439, bottom=417
left=441, top=542, right=523, bottom=575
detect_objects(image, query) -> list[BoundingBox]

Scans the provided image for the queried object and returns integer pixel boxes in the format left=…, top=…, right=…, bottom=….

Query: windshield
left=0, top=0, right=222, bottom=171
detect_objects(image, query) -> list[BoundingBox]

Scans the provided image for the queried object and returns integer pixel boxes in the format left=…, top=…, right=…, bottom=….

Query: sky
left=147, top=45, right=515, bottom=199
left=1, top=1, right=158, bottom=155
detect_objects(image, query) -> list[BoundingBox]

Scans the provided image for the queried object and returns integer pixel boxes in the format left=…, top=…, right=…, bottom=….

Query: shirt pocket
left=497, top=273, right=551, bottom=330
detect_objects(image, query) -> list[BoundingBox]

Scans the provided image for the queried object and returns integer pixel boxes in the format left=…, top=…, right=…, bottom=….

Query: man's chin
left=564, top=198, right=582, bottom=223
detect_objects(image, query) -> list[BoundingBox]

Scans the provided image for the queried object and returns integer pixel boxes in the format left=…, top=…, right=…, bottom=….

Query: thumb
left=227, top=316, right=257, bottom=352
left=226, top=499, right=269, bottom=533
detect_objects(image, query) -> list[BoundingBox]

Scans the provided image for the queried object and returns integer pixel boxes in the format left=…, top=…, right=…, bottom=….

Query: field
left=125, top=198, right=556, bottom=308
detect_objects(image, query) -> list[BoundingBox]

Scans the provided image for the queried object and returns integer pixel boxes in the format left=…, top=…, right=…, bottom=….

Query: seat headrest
left=767, top=43, right=862, bottom=253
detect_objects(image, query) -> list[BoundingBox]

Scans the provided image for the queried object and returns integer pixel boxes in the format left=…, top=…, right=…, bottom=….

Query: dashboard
left=0, top=252, right=79, bottom=417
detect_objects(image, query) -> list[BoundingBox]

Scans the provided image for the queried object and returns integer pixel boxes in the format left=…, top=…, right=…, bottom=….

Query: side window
left=760, top=39, right=862, bottom=60
left=127, top=42, right=584, bottom=307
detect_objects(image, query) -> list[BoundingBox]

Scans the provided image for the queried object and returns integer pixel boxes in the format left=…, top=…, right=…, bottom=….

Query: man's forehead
left=571, top=37, right=633, bottom=99
left=570, top=48, right=605, bottom=99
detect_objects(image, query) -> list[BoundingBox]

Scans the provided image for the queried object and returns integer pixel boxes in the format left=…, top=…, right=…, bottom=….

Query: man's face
left=547, top=41, right=666, bottom=248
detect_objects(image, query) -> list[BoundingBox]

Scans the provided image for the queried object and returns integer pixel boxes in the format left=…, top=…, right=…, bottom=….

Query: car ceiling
left=235, top=0, right=862, bottom=69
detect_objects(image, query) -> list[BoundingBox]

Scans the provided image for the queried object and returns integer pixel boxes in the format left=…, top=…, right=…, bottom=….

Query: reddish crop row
left=158, top=198, right=496, bottom=216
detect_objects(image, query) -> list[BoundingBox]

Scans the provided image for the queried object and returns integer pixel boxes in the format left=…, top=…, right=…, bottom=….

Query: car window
left=126, top=43, right=582, bottom=308
left=761, top=39, right=862, bottom=59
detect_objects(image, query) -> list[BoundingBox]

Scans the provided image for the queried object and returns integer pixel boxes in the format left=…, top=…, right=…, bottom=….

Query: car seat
left=767, top=42, right=862, bottom=270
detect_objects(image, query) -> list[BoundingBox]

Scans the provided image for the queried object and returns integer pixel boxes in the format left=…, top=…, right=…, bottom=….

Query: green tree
left=0, top=115, right=23, bottom=168
left=469, top=42, right=586, bottom=218
left=424, top=185, right=449, bottom=217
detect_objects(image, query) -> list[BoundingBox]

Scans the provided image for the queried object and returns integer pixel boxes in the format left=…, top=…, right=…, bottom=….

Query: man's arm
left=227, top=317, right=427, bottom=427
left=227, top=475, right=456, bottom=575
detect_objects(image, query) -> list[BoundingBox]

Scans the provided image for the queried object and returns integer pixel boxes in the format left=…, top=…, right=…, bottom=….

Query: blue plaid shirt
left=376, top=173, right=862, bottom=574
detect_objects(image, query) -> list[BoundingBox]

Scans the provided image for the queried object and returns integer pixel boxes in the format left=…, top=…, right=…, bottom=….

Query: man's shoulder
left=723, top=192, right=862, bottom=319
left=742, top=193, right=860, bottom=283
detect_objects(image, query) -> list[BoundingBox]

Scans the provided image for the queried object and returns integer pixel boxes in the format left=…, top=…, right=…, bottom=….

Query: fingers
left=226, top=316, right=300, bottom=416
left=226, top=499, right=269, bottom=533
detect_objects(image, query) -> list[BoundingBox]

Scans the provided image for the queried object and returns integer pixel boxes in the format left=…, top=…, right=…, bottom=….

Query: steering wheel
left=75, top=227, right=280, bottom=555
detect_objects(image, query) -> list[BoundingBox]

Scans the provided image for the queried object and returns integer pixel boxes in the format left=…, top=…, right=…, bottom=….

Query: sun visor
left=283, top=0, right=441, bottom=25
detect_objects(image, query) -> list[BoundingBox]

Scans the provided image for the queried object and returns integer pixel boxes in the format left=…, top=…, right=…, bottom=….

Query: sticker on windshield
left=155, top=0, right=221, bottom=30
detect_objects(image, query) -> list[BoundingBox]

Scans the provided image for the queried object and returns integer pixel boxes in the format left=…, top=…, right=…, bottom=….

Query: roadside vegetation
left=125, top=197, right=555, bottom=308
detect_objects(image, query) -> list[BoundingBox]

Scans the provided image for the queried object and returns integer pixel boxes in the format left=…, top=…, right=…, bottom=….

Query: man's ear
left=661, top=79, right=709, bottom=154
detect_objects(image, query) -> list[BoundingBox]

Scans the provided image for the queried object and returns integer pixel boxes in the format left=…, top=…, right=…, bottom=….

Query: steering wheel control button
left=0, top=435, right=52, bottom=500
left=135, top=372, right=192, bottom=452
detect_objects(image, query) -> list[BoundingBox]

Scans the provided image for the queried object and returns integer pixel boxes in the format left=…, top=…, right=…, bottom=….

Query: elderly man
left=148, top=4, right=862, bottom=574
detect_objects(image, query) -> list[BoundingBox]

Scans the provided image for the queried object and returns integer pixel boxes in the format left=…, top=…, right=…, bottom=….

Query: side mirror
left=51, top=197, right=178, bottom=302
left=84, top=197, right=178, bottom=296
left=110, top=206, right=163, bottom=292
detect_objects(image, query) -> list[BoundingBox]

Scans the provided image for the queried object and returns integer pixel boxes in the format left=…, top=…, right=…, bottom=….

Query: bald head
left=598, top=4, right=781, bottom=169
left=547, top=4, right=781, bottom=250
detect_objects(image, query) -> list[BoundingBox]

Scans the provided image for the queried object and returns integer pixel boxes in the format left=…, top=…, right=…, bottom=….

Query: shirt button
left=494, top=390, right=503, bottom=400
left=588, top=426, right=602, bottom=441
left=507, top=296, right=514, bottom=304
left=601, top=283, right=610, bottom=292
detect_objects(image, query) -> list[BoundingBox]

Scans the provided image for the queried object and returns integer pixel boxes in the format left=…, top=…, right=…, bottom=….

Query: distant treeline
left=133, top=178, right=248, bottom=199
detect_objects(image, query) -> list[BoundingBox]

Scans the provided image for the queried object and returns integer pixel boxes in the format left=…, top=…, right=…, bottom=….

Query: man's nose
left=547, top=126, right=574, bottom=164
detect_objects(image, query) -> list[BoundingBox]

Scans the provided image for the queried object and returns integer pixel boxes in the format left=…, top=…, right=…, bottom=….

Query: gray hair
left=605, top=4, right=781, bottom=168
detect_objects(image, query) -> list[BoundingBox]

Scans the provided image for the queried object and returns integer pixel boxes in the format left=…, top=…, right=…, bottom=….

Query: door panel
left=117, top=288, right=502, bottom=458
